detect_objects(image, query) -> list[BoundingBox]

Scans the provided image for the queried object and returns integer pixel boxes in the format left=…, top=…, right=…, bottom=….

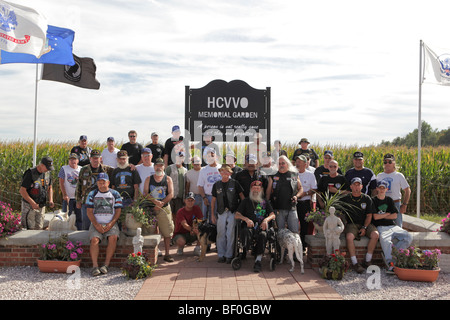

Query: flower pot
left=142, top=224, right=157, bottom=235
left=37, top=259, right=81, bottom=273
left=313, top=222, right=324, bottom=237
left=394, top=267, right=440, bottom=282
left=125, top=213, right=143, bottom=236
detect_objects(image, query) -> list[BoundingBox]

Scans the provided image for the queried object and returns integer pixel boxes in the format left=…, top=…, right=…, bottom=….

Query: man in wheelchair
left=235, top=180, right=276, bottom=272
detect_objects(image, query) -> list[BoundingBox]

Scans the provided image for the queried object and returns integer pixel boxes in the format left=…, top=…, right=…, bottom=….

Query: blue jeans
left=276, top=209, right=299, bottom=233
left=62, top=199, right=82, bottom=230
left=202, top=194, right=217, bottom=223
left=81, top=204, right=90, bottom=230
left=377, top=225, right=412, bottom=263
left=216, top=210, right=236, bottom=259
left=394, top=201, right=402, bottom=227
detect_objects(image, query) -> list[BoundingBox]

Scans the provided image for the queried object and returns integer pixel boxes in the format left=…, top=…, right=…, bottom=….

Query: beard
left=117, top=160, right=129, bottom=169
left=155, top=170, right=164, bottom=177
left=249, top=190, right=264, bottom=203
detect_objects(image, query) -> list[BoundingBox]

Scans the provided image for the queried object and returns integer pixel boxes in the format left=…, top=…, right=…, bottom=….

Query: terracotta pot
left=37, top=259, right=81, bottom=273
left=394, top=267, right=440, bottom=282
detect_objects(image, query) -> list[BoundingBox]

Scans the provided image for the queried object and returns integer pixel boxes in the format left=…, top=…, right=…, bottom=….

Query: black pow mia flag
left=42, top=54, right=100, bottom=89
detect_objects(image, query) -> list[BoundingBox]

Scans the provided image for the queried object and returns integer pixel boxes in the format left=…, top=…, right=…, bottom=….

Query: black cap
left=41, top=156, right=54, bottom=171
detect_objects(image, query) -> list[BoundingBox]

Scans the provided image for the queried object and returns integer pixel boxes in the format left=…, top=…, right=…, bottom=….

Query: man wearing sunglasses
left=376, top=153, right=411, bottom=227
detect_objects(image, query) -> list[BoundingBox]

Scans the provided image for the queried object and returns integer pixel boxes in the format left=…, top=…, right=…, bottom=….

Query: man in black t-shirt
left=120, top=130, right=143, bottom=166
left=341, top=177, right=378, bottom=273
left=317, top=160, right=348, bottom=208
left=19, top=156, right=55, bottom=229
left=314, top=150, right=343, bottom=182
left=235, top=180, right=276, bottom=272
left=371, top=180, right=412, bottom=273
left=71, top=135, right=92, bottom=167
left=110, top=150, right=142, bottom=207
left=145, top=132, right=164, bottom=164
left=291, top=138, right=319, bottom=168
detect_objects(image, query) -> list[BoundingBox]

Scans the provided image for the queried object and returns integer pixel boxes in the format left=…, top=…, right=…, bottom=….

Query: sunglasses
left=329, top=165, right=337, bottom=168
left=129, top=135, right=136, bottom=138
left=383, top=160, right=393, bottom=164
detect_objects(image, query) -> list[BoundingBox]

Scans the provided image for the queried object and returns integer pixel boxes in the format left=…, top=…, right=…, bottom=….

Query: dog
left=192, top=218, right=217, bottom=262
left=48, top=210, right=77, bottom=232
left=277, top=228, right=304, bottom=273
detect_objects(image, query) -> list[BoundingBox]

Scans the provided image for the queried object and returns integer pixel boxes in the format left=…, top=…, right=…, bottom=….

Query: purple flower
left=70, top=252, right=78, bottom=260
left=76, top=248, right=84, bottom=254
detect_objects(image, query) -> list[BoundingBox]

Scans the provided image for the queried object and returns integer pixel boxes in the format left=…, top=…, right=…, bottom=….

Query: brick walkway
left=135, top=243, right=342, bottom=300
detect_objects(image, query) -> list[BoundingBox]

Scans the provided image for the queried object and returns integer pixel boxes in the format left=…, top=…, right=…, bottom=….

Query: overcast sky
left=1, top=0, right=449, bottom=148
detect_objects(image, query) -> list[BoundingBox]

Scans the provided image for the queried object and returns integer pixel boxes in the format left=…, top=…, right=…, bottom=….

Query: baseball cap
left=246, top=154, right=257, bottom=164
left=97, top=172, right=109, bottom=181
left=69, top=153, right=79, bottom=160
left=324, top=150, right=333, bottom=157
left=384, top=153, right=395, bottom=161
left=154, top=158, right=164, bottom=165
left=353, top=151, right=364, bottom=159
left=296, top=155, right=308, bottom=162
left=41, top=156, right=54, bottom=171
left=172, top=125, right=180, bottom=133
left=79, top=135, right=87, bottom=141
left=117, top=150, right=128, bottom=158
left=351, top=177, right=362, bottom=185
left=90, top=149, right=101, bottom=158
left=186, top=192, right=195, bottom=200
left=192, top=156, right=201, bottom=164
left=377, top=180, right=389, bottom=188
left=151, top=132, right=158, bottom=137
left=141, top=147, right=152, bottom=154
left=107, top=136, right=115, bottom=142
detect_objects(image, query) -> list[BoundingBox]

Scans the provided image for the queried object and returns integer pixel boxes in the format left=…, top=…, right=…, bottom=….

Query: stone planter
left=394, top=267, right=440, bottom=282
left=125, top=213, right=143, bottom=236
left=142, top=224, right=157, bottom=235
left=37, top=259, right=81, bottom=273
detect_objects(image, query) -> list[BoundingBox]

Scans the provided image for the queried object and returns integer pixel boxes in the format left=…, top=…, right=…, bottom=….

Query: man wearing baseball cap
left=344, top=151, right=377, bottom=195
left=163, top=125, right=185, bottom=167
left=19, top=156, right=55, bottom=230
left=101, top=137, right=119, bottom=168
left=145, top=132, right=164, bottom=164
left=58, top=153, right=82, bottom=229
left=110, top=150, right=142, bottom=208
left=70, top=135, right=92, bottom=167
left=85, top=172, right=123, bottom=276
left=292, top=138, right=319, bottom=168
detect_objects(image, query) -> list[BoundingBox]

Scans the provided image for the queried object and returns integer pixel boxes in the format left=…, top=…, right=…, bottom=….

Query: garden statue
left=132, top=227, right=144, bottom=254
left=323, top=206, right=344, bottom=255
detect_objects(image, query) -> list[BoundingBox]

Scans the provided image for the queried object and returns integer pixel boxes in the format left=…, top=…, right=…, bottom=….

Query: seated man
left=341, top=177, right=379, bottom=274
left=371, top=180, right=412, bottom=274
left=86, top=172, right=123, bottom=276
left=235, top=180, right=276, bottom=273
left=173, top=192, right=203, bottom=256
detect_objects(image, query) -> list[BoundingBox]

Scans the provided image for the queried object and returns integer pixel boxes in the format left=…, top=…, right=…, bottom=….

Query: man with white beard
left=143, top=158, right=175, bottom=262
left=110, top=150, right=141, bottom=208
left=235, top=180, right=276, bottom=272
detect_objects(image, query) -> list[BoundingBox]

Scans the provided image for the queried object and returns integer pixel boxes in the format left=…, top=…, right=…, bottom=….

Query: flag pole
left=33, top=63, right=39, bottom=167
left=417, top=40, right=423, bottom=218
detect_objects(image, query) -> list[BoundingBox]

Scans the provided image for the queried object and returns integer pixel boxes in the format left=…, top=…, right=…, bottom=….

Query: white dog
left=48, top=210, right=77, bottom=232
left=277, top=228, right=304, bottom=273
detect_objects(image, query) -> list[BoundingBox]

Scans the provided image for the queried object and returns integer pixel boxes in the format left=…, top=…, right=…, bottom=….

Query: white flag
left=0, top=1, right=47, bottom=58
left=423, top=42, right=450, bottom=86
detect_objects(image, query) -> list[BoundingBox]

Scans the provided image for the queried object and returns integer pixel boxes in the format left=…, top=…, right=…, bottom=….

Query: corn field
left=0, top=140, right=448, bottom=216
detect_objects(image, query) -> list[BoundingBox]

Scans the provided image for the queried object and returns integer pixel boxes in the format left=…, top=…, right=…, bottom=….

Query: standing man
left=295, top=155, right=317, bottom=249
left=143, top=158, right=175, bottom=262
left=110, top=150, right=141, bottom=208
left=376, top=153, right=411, bottom=227
left=314, top=150, right=342, bottom=182
left=211, top=164, right=245, bottom=263
left=185, top=156, right=203, bottom=208
left=71, top=135, right=92, bottom=167
left=86, top=172, right=123, bottom=276
left=121, top=130, right=143, bottom=167
left=235, top=154, right=269, bottom=198
left=341, top=177, right=379, bottom=273
left=19, top=156, right=55, bottom=230
left=165, top=151, right=187, bottom=220
left=266, top=155, right=303, bottom=233
left=75, top=150, right=114, bottom=230
left=164, top=125, right=185, bottom=167
left=292, top=138, right=319, bottom=168
left=145, top=132, right=164, bottom=164
left=101, top=137, right=119, bottom=168
left=136, top=148, right=155, bottom=195
left=224, top=150, right=243, bottom=179
left=345, top=151, right=377, bottom=195
left=317, top=160, right=349, bottom=208
left=197, top=148, right=222, bottom=223
left=245, top=132, right=267, bottom=166
left=58, top=153, right=82, bottom=230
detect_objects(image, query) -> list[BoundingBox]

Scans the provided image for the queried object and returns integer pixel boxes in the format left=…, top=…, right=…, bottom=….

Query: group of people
left=19, top=130, right=412, bottom=275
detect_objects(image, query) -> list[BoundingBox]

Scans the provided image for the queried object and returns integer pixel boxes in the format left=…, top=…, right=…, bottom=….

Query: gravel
left=325, top=269, right=450, bottom=300
left=0, top=266, right=144, bottom=300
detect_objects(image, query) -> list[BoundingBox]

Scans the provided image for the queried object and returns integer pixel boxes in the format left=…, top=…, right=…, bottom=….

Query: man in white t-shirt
left=295, top=155, right=317, bottom=247
left=376, top=153, right=411, bottom=227
left=135, top=148, right=155, bottom=195
left=101, top=137, right=119, bottom=168
left=86, top=172, right=123, bottom=276
left=197, top=148, right=221, bottom=222
left=185, top=156, right=202, bottom=208
left=58, top=153, right=82, bottom=229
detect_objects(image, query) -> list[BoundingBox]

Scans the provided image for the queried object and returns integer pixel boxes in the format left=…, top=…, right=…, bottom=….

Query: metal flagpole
left=417, top=40, right=423, bottom=218
left=33, top=64, right=39, bottom=167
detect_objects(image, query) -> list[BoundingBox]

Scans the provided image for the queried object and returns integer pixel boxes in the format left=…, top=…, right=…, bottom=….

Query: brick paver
left=134, top=242, right=342, bottom=300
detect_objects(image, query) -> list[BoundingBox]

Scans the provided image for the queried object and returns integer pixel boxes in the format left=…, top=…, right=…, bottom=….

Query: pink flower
left=70, top=252, right=78, bottom=260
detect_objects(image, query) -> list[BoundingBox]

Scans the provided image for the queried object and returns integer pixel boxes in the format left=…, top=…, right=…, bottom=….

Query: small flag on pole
left=0, top=1, right=48, bottom=58
left=423, top=42, right=450, bottom=86
left=41, top=54, right=100, bottom=90
left=0, top=25, right=75, bottom=65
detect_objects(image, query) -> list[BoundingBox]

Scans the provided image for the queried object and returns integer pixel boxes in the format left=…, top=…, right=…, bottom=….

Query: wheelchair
left=230, top=219, right=279, bottom=271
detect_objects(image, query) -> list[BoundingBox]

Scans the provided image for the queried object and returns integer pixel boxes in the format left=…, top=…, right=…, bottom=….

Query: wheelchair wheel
left=231, top=257, right=242, bottom=270
left=269, top=257, right=276, bottom=271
